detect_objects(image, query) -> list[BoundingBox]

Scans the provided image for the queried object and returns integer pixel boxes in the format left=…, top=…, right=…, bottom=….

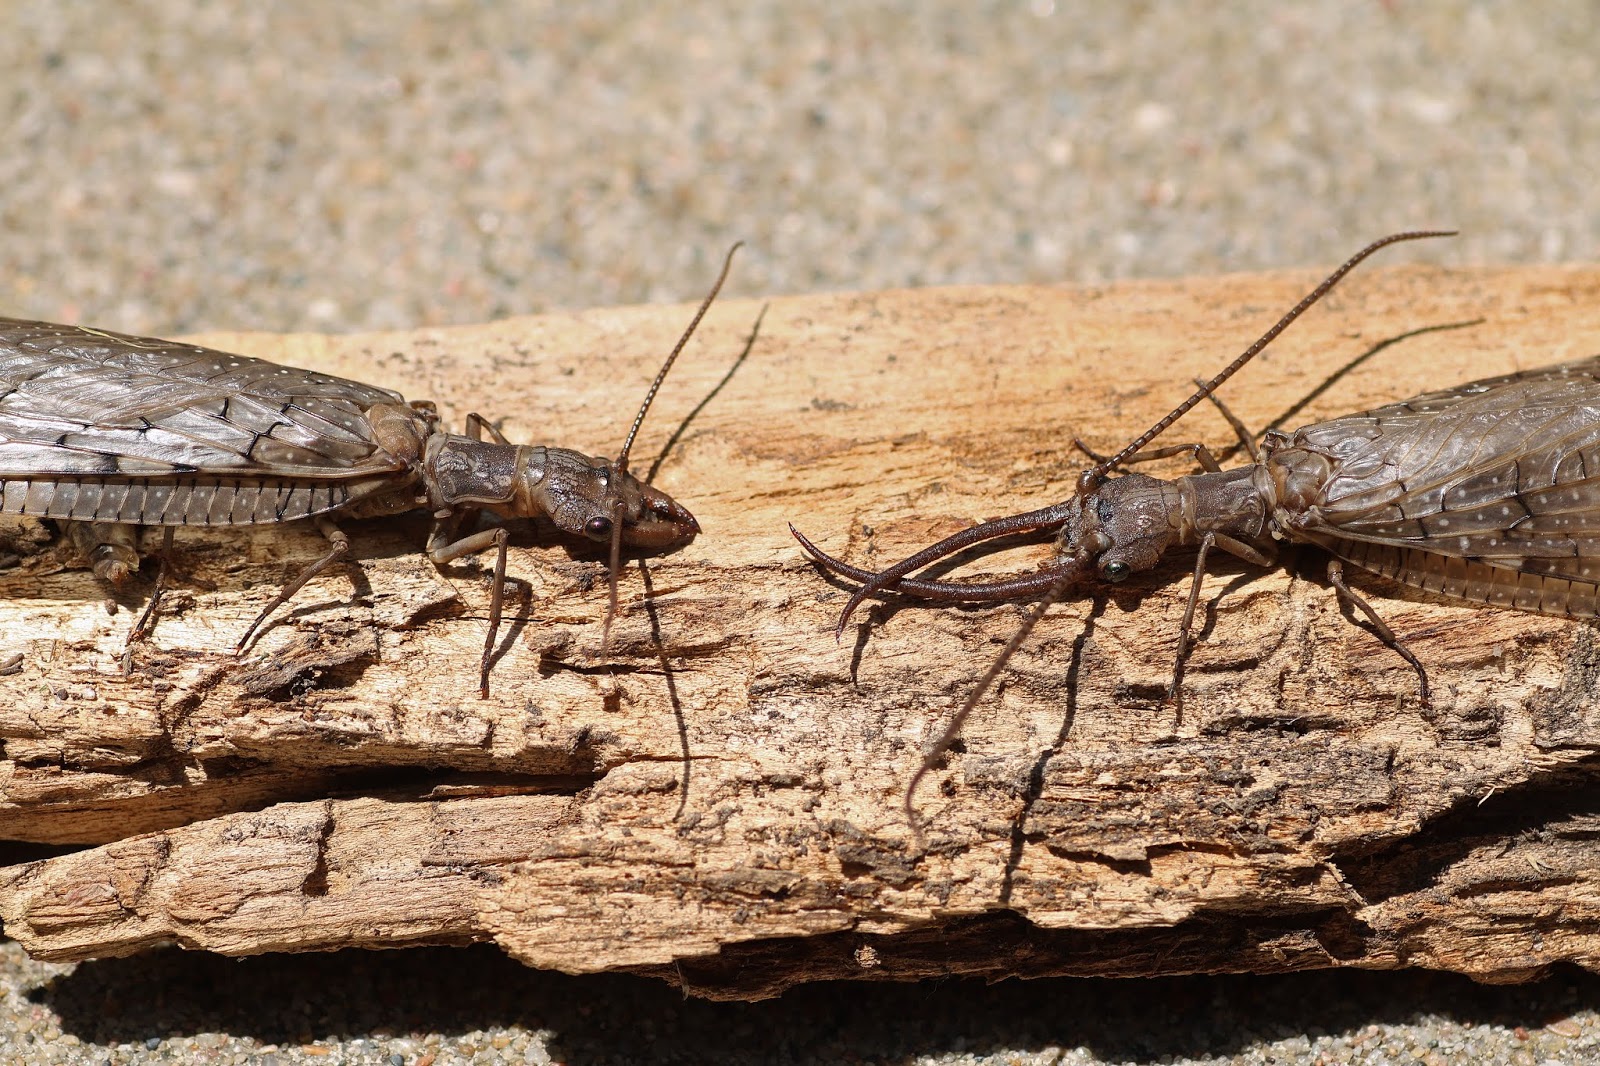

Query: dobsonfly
left=0, top=245, right=741, bottom=696
left=788, top=230, right=1591, bottom=822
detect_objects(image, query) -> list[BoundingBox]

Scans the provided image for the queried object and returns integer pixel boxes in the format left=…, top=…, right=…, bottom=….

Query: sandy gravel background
left=1, top=2, right=1598, bottom=1064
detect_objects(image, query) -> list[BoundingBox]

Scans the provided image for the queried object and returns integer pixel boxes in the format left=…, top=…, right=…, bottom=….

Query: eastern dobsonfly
left=786, top=230, right=1589, bottom=823
left=0, top=245, right=741, bottom=696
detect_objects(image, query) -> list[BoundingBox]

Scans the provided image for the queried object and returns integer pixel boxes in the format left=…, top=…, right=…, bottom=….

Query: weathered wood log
left=4, top=262, right=1600, bottom=999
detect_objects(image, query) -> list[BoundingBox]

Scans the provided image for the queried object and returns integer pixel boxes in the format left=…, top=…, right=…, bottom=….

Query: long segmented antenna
left=789, top=231, right=1460, bottom=833
left=1092, top=230, right=1456, bottom=480
left=793, top=231, right=1458, bottom=635
left=600, top=242, right=742, bottom=662
left=614, top=242, right=743, bottom=477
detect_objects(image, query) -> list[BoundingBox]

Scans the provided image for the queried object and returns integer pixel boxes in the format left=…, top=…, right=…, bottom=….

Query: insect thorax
left=1258, top=433, right=1337, bottom=517
left=423, top=435, right=524, bottom=510
left=1177, top=466, right=1274, bottom=542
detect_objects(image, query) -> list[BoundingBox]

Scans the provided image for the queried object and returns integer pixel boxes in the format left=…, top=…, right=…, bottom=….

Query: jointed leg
left=1167, top=533, right=1278, bottom=716
left=427, top=522, right=510, bottom=698
left=69, top=523, right=219, bottom=669
left=121, top=527, right=174, bottom=658
left=1073, top=438, right=1227, bottom=472
left=1166, top=532, right=1216, bottom=716
left=1326, top=559, right=1432, bottom=708
left=1074, top=385, right=1260, bottom=472
left=463, top=413, right=512, bottom=445
left=69, top=521, right=164, bottom=670
left=1197, top=382, right=1260, bottom=463
left=69, top=521, right=142, bottom=584
left=236, top=518, right=352, bottom=652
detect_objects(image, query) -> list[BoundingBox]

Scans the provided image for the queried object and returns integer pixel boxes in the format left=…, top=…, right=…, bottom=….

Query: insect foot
left=0, top=245, right=740, bottom=695
left=788, top=231, right=1537, bottom=829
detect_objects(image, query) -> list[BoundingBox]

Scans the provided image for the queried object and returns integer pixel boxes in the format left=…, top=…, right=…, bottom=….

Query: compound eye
left=584, top=515, right=614, bottom=540
left=1102, top=560, right=1131, bottom=583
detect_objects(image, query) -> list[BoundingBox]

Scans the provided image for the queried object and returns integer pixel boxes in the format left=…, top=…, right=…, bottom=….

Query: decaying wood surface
left=4, top=263, right=1600, bottom=999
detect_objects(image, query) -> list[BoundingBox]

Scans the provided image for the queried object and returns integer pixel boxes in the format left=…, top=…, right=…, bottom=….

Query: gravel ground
left=4, top=939, right=1599, bottom=1066
left=2, top=2, right=1598, bottom=1063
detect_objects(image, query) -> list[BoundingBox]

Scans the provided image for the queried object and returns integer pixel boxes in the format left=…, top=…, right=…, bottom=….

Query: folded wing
left=0, top=318, right=409, bottom=478
left=1278, top=356, right=1600, bottom=584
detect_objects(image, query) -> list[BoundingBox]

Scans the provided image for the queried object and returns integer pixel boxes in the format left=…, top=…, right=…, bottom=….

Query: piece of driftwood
left=4, top=263, right=1600, bottom=1000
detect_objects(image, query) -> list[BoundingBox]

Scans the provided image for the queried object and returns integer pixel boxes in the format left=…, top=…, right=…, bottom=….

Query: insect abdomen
left=1328, top=536, right=1600, bottom=618
left=0, top=475, right=368, bottom=526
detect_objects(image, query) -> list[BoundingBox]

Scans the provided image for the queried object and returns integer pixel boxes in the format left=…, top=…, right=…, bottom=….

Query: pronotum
left=790, top=232, right=1592, bottom=820
left=0, top=246, right=741, bottom=695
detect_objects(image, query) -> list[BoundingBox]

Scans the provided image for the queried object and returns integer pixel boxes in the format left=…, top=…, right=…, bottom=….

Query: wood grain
left=4, top=262, right=1600, bottom=998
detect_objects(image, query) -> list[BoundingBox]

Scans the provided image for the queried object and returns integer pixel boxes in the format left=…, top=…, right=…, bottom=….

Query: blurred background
left=2, top=2, right=1597, bottom=1064
left=1, top=2, right=1594, bottom=335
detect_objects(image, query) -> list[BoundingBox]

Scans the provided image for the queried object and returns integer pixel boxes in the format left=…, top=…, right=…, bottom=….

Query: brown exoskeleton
left=790, top=232, right=1527, bottom=824
left=0, top=246, right=742, bottom=695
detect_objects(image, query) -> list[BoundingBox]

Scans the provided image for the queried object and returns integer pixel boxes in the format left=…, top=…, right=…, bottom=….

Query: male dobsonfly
left=0, top=245, right=740, bottom=695
left=791, top=231, right=1600, bottom=820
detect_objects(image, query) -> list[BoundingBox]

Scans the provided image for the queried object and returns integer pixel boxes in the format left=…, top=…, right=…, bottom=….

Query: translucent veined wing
left=1277, top=355, right=1600, bottom=583
left=0, top=318, right=411, bottom=478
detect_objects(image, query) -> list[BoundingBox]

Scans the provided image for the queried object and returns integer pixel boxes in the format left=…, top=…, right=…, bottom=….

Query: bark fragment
left=4, top=264, right=1600, bottom=998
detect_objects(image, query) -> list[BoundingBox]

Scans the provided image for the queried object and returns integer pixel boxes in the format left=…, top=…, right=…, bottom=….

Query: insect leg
left=67, top=521, right=143, bottom=584
left=462, top=413, right=512, bottom=445
left=235, top=518, right=352, bottom=653
left=68, top=520, right=157, bottom=671
left=122, top=527, right=176, bottom=669
left=1169, top=532, right=1216, bottom=714
left=1074, top=389, right=1256, bottom=471
left=426, top=523, right=510, bottom=698
left=1325, top=558, right=1432, bottom=708
left=1080, top=441, right=1230, bottom=473
left=1168, top=533, right=1277, bottom=711
left=1194, top=381, right=1260, bottom=463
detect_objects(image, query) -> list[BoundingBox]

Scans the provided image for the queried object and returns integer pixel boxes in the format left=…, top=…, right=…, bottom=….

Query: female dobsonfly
left=789, top=230, right=1596, bottom=824
left=0, top=245, right=740, bottom=696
